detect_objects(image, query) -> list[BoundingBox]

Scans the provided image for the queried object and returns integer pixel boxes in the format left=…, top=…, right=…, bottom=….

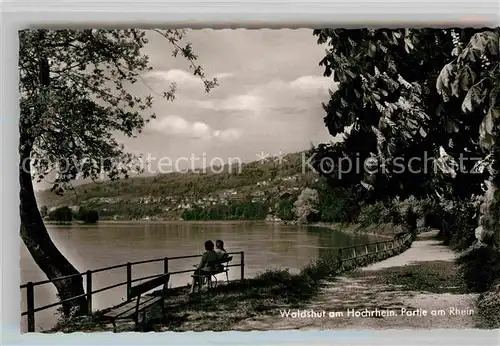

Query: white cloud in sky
left=289, top=75, right=338, bottom=92
left=142, top=69, right=234, bottom=89
left=213, top=72, right=235, bottom=80
left=196, top=94, right=265, bottom=113
left=194, top=75, right=336, bottom=115
left=143, top=69, right=198, bottom=86
left=151, top=115, right=241, bottom=141
left=213, top=128, right=242, bottom=141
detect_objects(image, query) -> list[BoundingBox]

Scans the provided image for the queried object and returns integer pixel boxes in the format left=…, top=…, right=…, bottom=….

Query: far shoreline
left=44, top=219, right=275, bottom=226
left=44, top=219, right=398, bottom=239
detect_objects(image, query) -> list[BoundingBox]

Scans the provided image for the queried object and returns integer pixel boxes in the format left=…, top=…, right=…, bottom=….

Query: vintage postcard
left=19, top=28, right=500, bottom=333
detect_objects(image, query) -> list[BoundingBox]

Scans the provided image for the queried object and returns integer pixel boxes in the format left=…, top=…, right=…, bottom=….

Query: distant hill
left=36, top=151, right=319, bottom=221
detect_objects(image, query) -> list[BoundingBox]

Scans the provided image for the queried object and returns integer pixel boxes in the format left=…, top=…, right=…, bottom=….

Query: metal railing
left=336, top=233, right=413, bottom=269
left=20, top=251, right=245, bottom=332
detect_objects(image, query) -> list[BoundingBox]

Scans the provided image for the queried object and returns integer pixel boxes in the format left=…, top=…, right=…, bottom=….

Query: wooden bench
left=103, top=273, right=170, bottom=332
left=191, top=256, right=233, bottom=292
left=216, top=256, right=233, bottom=284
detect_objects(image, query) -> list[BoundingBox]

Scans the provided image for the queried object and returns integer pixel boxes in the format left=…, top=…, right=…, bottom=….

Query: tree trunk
left=19, top=149, right=88, bottom=317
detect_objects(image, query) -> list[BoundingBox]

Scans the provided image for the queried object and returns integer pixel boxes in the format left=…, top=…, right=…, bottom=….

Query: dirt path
left=233, top=230, right=479, bottom=330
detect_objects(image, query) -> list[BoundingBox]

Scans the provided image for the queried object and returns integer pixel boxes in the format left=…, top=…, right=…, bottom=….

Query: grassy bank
left=476, top=281, right=500, bottom=329
left=51, top=232, right=413, bottom=333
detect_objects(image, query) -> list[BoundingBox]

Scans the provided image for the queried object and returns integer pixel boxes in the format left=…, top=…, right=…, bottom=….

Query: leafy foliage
left=436, top=29, right=500, bottom=249
left=357, top=201, right=391, bottom=227
left=457, top=245, right=500, bottom=293
left=48, top=206, right=73, bottom=222
left=39, top=205, right=48, bottom=217
left=312, top=178, right=360, bottom=223
left=75, top=207, right=99, bottom=224
left=293, top=188, right=319, bottom=224
left=20, top=29, right=217, bottom=192
left=312, top=28, right=490, bottom=203
left=436, top=29, right=500, bottom=151
left=277, top=197, right=297, bottom=221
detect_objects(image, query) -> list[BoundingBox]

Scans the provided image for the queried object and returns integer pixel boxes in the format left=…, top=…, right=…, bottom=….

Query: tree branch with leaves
left=436, top=28, right=500, bottom=247
left=19, top=29, right=217, bottom=316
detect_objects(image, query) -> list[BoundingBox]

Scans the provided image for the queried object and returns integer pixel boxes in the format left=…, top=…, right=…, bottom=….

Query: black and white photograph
left=18, top=27, right=500, bottom=333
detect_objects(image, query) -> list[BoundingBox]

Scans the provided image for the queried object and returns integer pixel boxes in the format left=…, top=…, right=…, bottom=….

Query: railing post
left=375, top=243, right=379, bottom=253
left=26, top=282, right=35, bottom=333
left=164, top=257, right=169, bottom=274
left=365, top=245, right=368, bottom=255
left=337, top=248, right=343, bottom=271
left=240, top=251, right=245, bottom=284
left=352, top=246, right=357, bottom=259
left=86, top=271, right=92, bottom=314
left=126, top=262, right=132, bottom=300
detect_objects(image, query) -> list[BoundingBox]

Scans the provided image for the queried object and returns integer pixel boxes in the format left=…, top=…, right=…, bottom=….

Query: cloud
left=289, top=75, right=338, bottom=92
left=213, top=72, right=235, bottom=80
left=151, top=115, right=241, bottom=142
left=213, top=128, right=242, bottom=141
left=143, top=69, right=235, bottom=89
left=196, top=94, right=265, bottom=113
left=143, top=69, right=199, bottom=86
left=194, top=75, right=336, bottom=116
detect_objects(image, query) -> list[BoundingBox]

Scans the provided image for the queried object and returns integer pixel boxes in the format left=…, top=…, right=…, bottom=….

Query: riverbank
left=309, top=222, right=403, bottom=239
left=49, top=231, right=413, bottom=332
left=232, top=230, right=479, bottom=330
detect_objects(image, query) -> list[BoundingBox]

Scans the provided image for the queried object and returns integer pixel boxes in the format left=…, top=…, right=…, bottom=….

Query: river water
left=20, top=221, right=380, bottom=332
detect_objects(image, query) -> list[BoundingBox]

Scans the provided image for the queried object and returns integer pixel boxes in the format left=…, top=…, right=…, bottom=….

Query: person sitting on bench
left=215, top=239, right=228, bottom=260
left=190, top=240, right=219, bottom=293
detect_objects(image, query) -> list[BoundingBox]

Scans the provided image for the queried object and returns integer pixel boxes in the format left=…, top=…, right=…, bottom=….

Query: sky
left=123, top=29, right=337, bottom=166
left=34, top=29, right=339, bottom=190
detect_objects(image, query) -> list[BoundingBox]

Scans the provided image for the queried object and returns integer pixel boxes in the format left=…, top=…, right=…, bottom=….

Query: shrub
left=447, top=202, right=478, bottom=250
left=404, top=207, right=418, bottom=236
left=48, top=206, right=73, bottom=222
left=429, top=199, right=477, bottom=250
left=76, top=208, right=99, bottom=224
left=318, top=188, right=360, bottom=223
left=277, top=198, right=296, bottom=221
left=488, top=190, right=500, bottom=248
left=40, top=205, right=48, bottom=218
left=457, top=245, right=500, bottom=293
left=357, top=201, right=390, bottom=226
left=476, top=279, right=500, bottom=328
left=293, top=188, right=319, bottom=224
